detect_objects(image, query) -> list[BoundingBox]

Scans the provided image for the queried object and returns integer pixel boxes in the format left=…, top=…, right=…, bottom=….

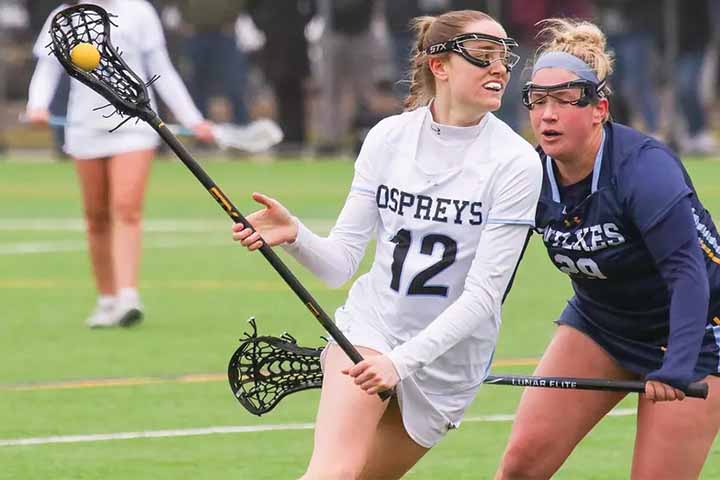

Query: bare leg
left=301, top=345, right=390, bottom=480
left=359, top=396, right=430, bottom=480
left=108, top=149, right=153, bottom=290
left=75, top=158, right=113, bottom=294
left=495, top=325, right=634, bottom=480
left=632, top=375, right=720, bottom=479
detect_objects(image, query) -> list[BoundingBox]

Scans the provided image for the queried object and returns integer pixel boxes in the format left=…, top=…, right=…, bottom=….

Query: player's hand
left=644, top=380, right=686, bottom=402
left=25, top=109, right=50, bottom=126
left=231, top=192, right=298, bottom=250
left=192, top=121, right=215, bottom=143
left=342, top=354, right=400, bottom=395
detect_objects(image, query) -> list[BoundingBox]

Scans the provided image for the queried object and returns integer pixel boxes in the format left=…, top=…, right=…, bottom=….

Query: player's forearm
left=144, top=49, right=203, bottom=128
left=282, top=220, right=367, bottom=288
left=282, top=185, right=377, bottom=287
left=644, top=198, right=709, bottom=388
left=27, top=58, right=64, bottom=111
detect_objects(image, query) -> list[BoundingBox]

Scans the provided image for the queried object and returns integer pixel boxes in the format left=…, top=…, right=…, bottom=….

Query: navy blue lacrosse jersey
left=535, top=122, right=720, bottom=375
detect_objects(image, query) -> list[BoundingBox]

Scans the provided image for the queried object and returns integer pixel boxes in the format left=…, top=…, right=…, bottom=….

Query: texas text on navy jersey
left=535, top=122, right=720, bottom=379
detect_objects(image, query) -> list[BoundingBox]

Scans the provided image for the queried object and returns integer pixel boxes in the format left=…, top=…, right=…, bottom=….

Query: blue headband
left=532, top=51, right=600, bottom=84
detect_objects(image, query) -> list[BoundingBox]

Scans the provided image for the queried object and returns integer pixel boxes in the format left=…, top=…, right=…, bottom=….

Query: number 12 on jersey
left=390, top=228, right=457, bottom=296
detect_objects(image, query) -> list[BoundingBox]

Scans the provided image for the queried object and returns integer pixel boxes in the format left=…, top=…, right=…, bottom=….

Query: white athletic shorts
left=65, top=126, right=160, bottom=159
left=321, top=313, right=484, bottom=448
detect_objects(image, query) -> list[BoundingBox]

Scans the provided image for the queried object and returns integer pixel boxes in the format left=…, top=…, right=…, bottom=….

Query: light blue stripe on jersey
left=486, top=218, right=535, bottom=226
left=546, top=129, right=606, bottom=202
left=713, top=325, right=720, bottom=372
left=351, top=185, right=376, bottom=195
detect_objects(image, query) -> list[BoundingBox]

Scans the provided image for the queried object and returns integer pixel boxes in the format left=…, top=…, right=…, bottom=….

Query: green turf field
left=1, top=154, right=719, bottom=479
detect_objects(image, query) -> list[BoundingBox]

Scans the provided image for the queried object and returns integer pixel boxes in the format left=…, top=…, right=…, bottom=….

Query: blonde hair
left=404, top=10, right=499, bottom=110
left=534, top=18, right=613, bottom=96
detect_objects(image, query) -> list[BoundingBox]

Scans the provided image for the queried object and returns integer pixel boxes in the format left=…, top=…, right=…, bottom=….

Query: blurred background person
left=247, top=0, right=316, bottom=156
left=496, top=0, right=592, bottom=132
left=674, top=0, right=717, bottom=155
left=25, top=0, right=213, bottom=328
left=177, top=0, right=250, bottom=127
left=595, top=0, right=663, bottom=139
left=314, top=0, right=378, bottom=157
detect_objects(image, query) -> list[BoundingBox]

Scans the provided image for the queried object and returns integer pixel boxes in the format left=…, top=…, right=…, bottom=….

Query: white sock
left=118, top=287, right=140, bottom=302
left=97, top=295, right=116, bottom=309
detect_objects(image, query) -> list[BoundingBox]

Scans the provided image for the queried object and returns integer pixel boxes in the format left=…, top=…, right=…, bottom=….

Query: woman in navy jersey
left=496, top=18, right=720, bottom=480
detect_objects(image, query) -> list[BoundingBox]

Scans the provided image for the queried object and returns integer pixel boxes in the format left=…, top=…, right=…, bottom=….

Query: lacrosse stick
left=19, top=114, right=283, bottom=153
left=49, top=3, right=389, bottom=401
left=228, top=317, right=324, bottom=416
left=229, top=321, right=708, bottom=416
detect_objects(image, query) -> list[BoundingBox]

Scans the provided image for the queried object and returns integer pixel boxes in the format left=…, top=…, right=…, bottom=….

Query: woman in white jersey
left=233, top=10, right=542, bottom=479
left=26, top=0, right=213, bottom=328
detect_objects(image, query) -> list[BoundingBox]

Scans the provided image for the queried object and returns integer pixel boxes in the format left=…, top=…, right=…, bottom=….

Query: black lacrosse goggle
left=521, top=79, right=607, bottom=110
left=424, top=33, right=520, bottom=71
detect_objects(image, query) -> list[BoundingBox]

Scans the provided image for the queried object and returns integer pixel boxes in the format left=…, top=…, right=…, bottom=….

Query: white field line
left=0, top=218, right=333, bottom=255
left=0, top=409, right=636, bottom=448
left=0, top=218, right=333, bottom=232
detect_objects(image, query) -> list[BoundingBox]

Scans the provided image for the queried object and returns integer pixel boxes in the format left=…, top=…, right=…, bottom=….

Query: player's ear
left=428, top=55, right=449, bottom=81
left=592, top=98, right=609, bottom=125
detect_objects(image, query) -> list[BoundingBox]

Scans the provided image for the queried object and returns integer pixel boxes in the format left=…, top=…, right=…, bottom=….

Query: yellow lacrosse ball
left=70, top=42, right=101, bottom=71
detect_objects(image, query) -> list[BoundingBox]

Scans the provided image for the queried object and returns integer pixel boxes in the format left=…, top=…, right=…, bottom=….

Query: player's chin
left=475, top=95, right=502, bottom=113
left=538, top=139, right=566, bottom=157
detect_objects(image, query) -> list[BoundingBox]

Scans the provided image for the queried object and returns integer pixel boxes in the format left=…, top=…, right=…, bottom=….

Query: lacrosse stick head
left=228, top=317, right=325, bottom=416
left=49, top=3, right=156, bottom=123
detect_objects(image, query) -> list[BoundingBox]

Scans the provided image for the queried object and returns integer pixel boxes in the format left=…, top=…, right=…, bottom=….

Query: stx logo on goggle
left=426, top=44, right=448, bottom=55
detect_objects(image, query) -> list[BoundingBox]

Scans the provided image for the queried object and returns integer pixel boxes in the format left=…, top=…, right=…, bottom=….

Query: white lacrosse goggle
left=424, top=33, right=520, bottom=71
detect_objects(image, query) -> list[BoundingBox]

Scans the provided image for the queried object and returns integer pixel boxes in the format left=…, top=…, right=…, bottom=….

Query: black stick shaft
left=484, top=375, right=708, bottom=399
left=149, top=119, right=390, bottom=400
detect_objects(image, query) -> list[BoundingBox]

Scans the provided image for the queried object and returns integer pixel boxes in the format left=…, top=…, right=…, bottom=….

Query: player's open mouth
left=483, top=81, right=503, bottom=92
left=542, top=129, right=562, bottom=139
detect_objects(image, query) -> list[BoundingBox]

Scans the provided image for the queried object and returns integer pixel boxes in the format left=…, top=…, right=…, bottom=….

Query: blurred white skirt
left=64, top=126, right=160, bottom=159
left=322, top=310, right=485, bottom=448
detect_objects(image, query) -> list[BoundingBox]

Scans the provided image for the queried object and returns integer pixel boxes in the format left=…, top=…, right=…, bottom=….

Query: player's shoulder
left=363, top=108, right=425, bottom=152
left=608, top=122, right=678, bottom=173
left=485, top=114, right=542, bottom=171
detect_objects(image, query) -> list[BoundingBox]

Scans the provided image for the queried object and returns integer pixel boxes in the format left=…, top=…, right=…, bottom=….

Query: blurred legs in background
left=75, top=149, right=153, bottom=328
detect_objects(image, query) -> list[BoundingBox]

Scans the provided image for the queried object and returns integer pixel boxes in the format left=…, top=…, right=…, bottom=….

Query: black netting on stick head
left=49, top=4, right=157, bottom=125
left=228, top=318, right=325, bottom=416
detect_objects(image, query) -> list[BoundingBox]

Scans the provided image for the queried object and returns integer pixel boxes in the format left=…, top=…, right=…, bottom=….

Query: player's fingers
left=252, top=192, right=275, bottom=209
left=248, top=240, right=264, bottom=251
left=353, top=369, right=377, bottom=386
left=358, top=376, right=381, bottom=391
left=675, top=388, right=686, bottom=401
left=241, top=231, right=262, bottom=247
left=346, top=361, right=368, bottom=378
left=645, top=381, right=657, bottom=401
left=232, top=227, right=254, bottom=241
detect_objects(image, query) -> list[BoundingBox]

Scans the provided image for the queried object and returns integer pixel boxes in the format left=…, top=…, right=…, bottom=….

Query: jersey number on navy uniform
left=390, top=229, right=457, bottom=296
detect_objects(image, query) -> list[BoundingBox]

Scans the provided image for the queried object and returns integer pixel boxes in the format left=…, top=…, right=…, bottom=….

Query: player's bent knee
left=497, top=436, right=556, bottom=480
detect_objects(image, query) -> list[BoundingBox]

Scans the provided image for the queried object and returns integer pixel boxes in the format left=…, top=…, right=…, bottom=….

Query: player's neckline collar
left=546, top=128, right=606, bottom=203
left=425, top=100, right=489, bottom=142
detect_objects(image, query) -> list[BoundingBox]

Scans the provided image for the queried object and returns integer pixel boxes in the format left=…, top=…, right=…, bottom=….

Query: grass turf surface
left=1, top=154, right=719, bottom=479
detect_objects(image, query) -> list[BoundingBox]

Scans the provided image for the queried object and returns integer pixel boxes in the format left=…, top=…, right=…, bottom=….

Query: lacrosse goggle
left=521, top=79, right=607, bottom=110
left=424, top=33, right=520, bottom=71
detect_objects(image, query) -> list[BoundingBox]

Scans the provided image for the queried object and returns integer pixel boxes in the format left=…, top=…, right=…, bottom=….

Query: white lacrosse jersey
left=28, top=0, right=202, bottom=157
left=285, top=106, right=541, bottom=393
